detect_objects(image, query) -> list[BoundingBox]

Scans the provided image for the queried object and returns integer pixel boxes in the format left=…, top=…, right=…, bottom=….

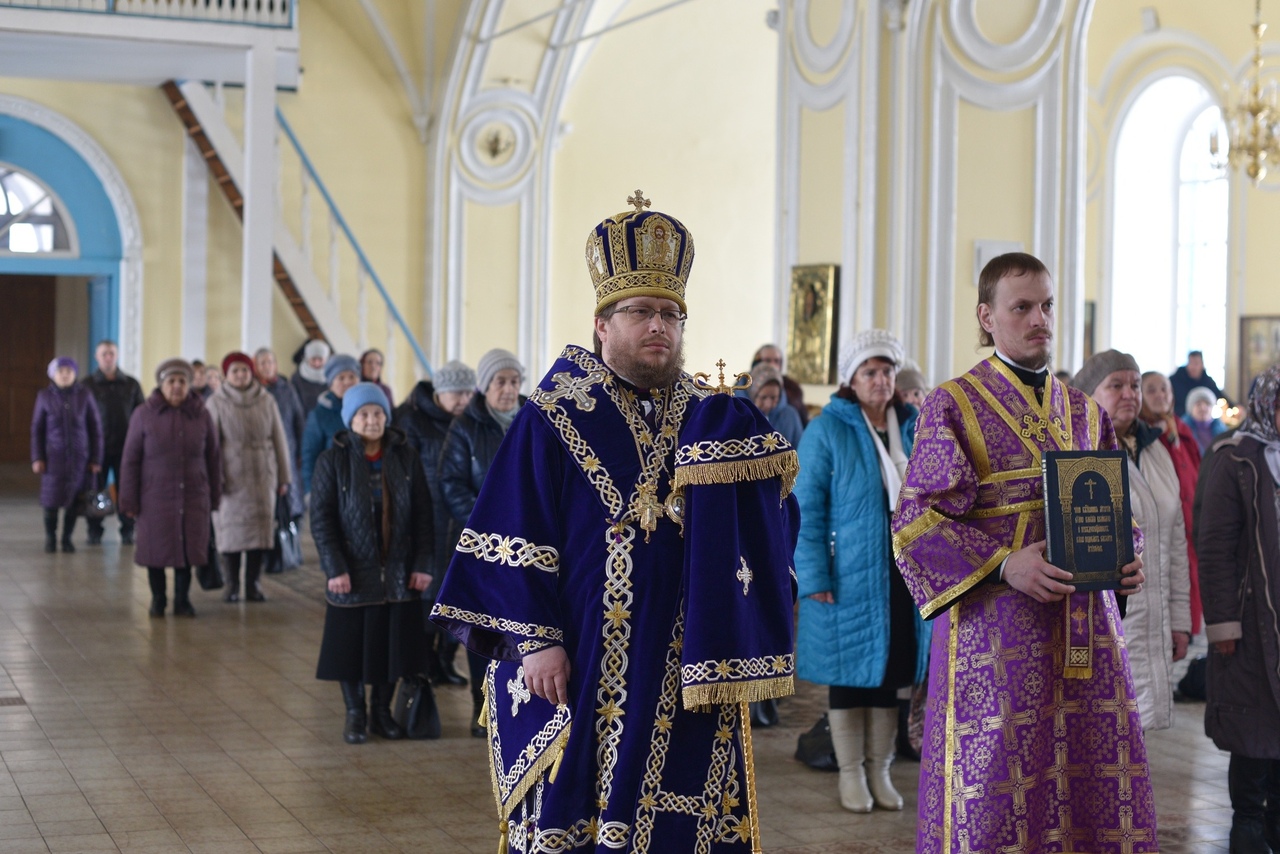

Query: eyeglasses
left=614, top=305, right=687, bottom=326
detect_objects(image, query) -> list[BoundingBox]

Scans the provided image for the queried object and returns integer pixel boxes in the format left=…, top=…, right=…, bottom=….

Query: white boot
left=828, top=708, right=873, bottom=813
left=866, top=706, right=904, bottom=810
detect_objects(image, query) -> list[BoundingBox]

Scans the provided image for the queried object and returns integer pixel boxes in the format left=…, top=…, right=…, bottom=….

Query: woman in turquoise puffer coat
left=794, top=329, right=931, bottom=816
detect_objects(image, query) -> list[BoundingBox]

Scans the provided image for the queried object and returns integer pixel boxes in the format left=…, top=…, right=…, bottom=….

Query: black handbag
left=393, top=676, right=442, bottom=739
left=79, top=474, right=115, bottom=521
left=795, top=713, right=838, bottom=771
left=196, top=522, right=224, bottom=591
left=271, top=496, right=303, bottom=572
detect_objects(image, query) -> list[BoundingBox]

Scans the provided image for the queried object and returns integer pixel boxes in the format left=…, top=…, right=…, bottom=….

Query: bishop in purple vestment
left=892, top=253, right=1157, bottom=854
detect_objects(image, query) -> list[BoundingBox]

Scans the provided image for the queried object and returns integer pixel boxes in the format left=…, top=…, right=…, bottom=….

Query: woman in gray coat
left=1198, top=363, right=1280, bottom=853
left=206, top=352, right=291, bottom=603
left=119, top=360, right=222, bottom=617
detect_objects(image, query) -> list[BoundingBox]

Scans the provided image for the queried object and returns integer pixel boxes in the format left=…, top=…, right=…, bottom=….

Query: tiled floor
left=0, top=487, right=1235, bottom=852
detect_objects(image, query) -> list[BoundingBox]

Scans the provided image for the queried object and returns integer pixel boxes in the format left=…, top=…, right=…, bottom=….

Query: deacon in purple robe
left=432, top=193, right=799, bottom=853
left=892, top=252, right=1157, bottom=854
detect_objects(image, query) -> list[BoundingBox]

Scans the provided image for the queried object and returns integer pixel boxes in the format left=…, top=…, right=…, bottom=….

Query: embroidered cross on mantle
left=508, top=666, right=531, bottom=716
left=737, top=557, right=753, bottom=596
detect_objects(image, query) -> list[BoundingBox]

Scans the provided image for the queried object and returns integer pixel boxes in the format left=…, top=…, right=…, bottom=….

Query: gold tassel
left=477, top=697, right=489, bottom=729
left=497, top=820, right=508, bottom=854
left=673, top=450, right=799, bottom=493
left=681, top=675, right=794, bottom=710
left=547, top=722, right=572, bottom=784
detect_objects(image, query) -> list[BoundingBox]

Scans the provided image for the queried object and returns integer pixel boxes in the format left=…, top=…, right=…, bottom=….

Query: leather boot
left=60, top=509, right=77, bottom=553
left=172, top=567, right=195, bottom=617
left=750, top=699, right=779, bottom=728
left=1229, top=753, right=1271, bottom=854
left=43, top=509, right=58, bottom=553
left=828, top=708, right=873, bottom=813
left=244, top=550, right=266, bottom=602
left=340, top=681, right=367, bottom=744
left=368, top=683, right=404, bottom=740
left=147, top=568, right=167, bottom=617
left=866, top=706, right=904, bottom=810
left=222, top=552, right=241, bottom=603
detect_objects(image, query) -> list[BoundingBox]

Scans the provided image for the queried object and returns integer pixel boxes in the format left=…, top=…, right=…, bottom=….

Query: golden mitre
left=585, top=189, right=694, bottom=314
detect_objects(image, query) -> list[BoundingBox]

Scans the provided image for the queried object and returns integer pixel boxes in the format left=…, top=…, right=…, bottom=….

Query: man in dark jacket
left=394, top=359, right=475, bottom=686
left=1170, top=350, right=1230, bottom=416
left=82, top=340, right=145, bottom=545
left=255, top=348, right=306, bottom=520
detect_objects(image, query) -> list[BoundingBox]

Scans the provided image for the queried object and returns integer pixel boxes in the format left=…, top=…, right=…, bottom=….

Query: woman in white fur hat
left=792, top=329, right=932, bottom=813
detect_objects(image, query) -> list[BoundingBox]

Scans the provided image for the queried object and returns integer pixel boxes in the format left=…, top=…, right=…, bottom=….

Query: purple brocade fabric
left=893, top=357, right=1157, bottom=853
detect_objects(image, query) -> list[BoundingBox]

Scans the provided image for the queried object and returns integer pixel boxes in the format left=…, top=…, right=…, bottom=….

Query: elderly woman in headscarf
left=1198, top=363, right=1280, bottom=852
left=292, top=338, right=332, bottom=416
left=439, top=347, right=525, bottom=736
left=1074, top=350, right=1191, bottom=731
left=31, top=357, right=102, bottom=553
left=1182, top=385, right=1228, bottom=454
left=748, top=363, right=804, bottom=448
left=206, top=352, right=291, bottom=603
left=118, top=359, right=221, bottom=617
left=793, top=329, right=930, bottom=814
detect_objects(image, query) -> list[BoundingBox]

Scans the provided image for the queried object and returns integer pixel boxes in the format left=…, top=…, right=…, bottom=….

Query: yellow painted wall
left=953, top=102, right=1037, bottom=371
left=545, top=0, right=779, bottom=377
left=797, top=103, right=845, bottom=265
left=462, top=198, right=520, bottom=358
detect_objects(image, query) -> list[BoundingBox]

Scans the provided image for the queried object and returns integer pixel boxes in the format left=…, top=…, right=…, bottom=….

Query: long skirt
left=315, top=601, right=428, bottom=683
left=830, top=558, right=919, bottom=708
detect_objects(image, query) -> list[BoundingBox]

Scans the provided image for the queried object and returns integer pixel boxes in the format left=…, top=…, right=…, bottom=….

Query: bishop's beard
left=608, top=338, right=686, bottom=390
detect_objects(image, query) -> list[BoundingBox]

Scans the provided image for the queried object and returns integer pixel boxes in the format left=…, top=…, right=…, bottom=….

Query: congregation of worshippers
left=29, top=244, right=1280, bottom=852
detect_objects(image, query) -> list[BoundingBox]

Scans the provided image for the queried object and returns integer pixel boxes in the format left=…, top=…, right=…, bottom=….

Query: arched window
left=1110, top=76, right=1227, bottom=382
left=0, top=164, right=77, bottom=256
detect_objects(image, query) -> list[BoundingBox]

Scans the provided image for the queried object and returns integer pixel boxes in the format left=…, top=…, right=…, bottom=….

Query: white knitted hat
left=838, top=329, right=904, bottom=385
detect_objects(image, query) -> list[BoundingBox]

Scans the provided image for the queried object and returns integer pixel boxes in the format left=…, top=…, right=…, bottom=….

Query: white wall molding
left=0, top=93, right=144, bottom=377
left=181, top=136, right=208, bottom=361
left=924, top=25, right=1064, bottom=383
left=1058, top=0, right=1094, bottom=374
left=947, top=0, right=1063, bottom=73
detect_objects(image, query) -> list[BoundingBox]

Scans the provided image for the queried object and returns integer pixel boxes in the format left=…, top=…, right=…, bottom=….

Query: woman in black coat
left=311, top=383, right=434, bottom=744
left=437, top=348, right=524, bottom=734
left=1198, top=363, right=1280, bottom=852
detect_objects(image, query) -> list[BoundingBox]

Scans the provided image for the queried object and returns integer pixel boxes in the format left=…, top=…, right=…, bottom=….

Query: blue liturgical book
left=1041, top=449, right=1133, bottom=592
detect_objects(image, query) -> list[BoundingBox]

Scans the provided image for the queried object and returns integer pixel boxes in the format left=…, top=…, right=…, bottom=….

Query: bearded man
left=433, top=193, right=800, bottom=853
left=892, top=252, right=1157, bottom=852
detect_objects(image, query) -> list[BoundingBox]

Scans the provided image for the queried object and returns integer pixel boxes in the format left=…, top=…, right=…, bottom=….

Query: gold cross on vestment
left=1097, top=806, right=1153, bottom=854
left=1053, top=682, right=1088, bottom=737
left=952, top=770, right=985, bottom=824
left=627, top=190, right=651, bottom=212
left=543, top=371, right=601, bottom=412
left=1051, top=742, right=1089, bottom=799
left=1071, top=606, right=1089, bottom=634
left=1096, top=742, right=1138, bottom=802
left=1091, top=676, right=1134, bottom=735
left=991, top=757, right=1036, bottom=815
left=1020, top=412, right=1049, bottom=442
left=982, top=695, right=1037, bottom=749
left=507, top=666, right=531, bottom=716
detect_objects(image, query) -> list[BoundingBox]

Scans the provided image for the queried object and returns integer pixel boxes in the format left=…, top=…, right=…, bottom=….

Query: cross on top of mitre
left=627, top=190, right=651, bottom=212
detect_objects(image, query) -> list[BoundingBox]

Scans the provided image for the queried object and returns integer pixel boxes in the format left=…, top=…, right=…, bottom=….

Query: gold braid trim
left=489, top=721, right=573, bottom=823
left=673, top=450, right=799, bottom=497
left=681, top=675, right=795, bottom=710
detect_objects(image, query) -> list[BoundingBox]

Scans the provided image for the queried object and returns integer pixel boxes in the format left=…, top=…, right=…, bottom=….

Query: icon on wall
left=786, top=264, right=839, bottom=385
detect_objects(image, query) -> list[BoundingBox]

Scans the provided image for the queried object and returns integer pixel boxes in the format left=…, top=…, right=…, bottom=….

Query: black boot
left=1264, top=759, right=1280, bottom=853
left=222, top=552, right=241, bottom=603
left=172, top=567, right=195, bottom=617
left=43, top=509, right=58, bottom=553
left=60, top=509, right=77, bottom=553
left=896, top=698, right=921, bottom=761
left=750, top=700, right=779, bottom=728
left=86, top=518, right=103, bottom=545
left=369, top=683, right=404, bottom=740
left=147, top=568, right=167, bottom=617
left=340, top=681, right=367, bottom=745
left=436, top=635, right=468, bottom=685
left=1230, top=753, right=1271, bottom=854
left=119, top=515, right=135, bottom=546
left=244, top=549, right=266, bottom=602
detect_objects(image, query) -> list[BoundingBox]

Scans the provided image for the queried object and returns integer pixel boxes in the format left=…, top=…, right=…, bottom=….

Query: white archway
left=0, top=94, right=145, bottom=376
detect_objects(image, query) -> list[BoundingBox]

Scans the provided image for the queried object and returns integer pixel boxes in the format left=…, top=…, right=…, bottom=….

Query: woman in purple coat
left=119, top=359, right=222, bottom=617
left=31, top=357, right=102, bottom=553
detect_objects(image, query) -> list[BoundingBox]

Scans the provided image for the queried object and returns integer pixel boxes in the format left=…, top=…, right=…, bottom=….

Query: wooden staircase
left=161, top=79, right=324, bottom=342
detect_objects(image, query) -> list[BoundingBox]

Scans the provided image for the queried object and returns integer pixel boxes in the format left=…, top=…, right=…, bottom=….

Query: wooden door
left=0, top=275, right=56, bottom=463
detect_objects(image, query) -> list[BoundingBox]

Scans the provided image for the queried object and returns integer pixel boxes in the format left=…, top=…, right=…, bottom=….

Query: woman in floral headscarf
left=1197, top=364, right=1280, bottom=852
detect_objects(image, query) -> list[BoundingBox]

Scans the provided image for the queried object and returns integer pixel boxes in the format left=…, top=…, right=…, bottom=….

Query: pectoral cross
left=1020, top=413, right=1048, bottom=442
left=1085, top=477, right=1097, bottom=500
left=737, top=557, right=753, bottom=596
left=508, top=666, right=531, bottom=716
left=636, top=480, right=662, bottom=542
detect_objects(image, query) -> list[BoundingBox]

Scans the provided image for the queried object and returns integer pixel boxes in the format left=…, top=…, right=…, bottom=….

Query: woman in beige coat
left=1075, top=350, right=1191, bottom=731
left=207, top=352, right=291, bottom=603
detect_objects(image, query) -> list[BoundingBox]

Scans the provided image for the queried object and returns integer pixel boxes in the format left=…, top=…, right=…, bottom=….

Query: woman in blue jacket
left=794, top=329, right=930, bottom=814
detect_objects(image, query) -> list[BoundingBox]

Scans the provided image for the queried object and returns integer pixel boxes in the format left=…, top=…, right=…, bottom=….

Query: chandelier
left=1211, top=0, right=1280, bottom=185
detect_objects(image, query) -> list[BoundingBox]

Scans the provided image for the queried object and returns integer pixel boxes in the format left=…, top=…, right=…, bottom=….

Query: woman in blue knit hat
left=311, top=382, right=435, bottom=744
